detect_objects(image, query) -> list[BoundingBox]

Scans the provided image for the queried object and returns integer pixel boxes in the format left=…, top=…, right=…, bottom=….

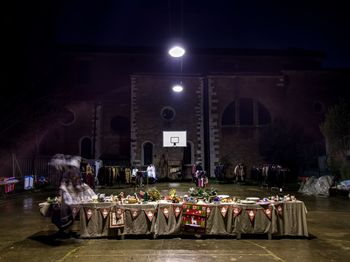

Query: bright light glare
left=168, top=46, right=186, bottom=57
left=172, top=85, right=183, bottom=92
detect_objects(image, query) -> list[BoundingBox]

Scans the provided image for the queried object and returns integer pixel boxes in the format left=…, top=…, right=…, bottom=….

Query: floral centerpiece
left=167, top=188, right=181, bottom=203
left=147, top=187, right=162, bottom=201
left=188, top=187, right=218, bottom=201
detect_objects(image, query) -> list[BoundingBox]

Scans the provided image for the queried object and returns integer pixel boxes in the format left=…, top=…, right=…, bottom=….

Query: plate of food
left=217, top=195, right=230, bottom=199
left=258, top=201, right=270, bottom=205
left=240, top=200, right=256, bottom=204
left=246, top=197, right=260, bottom=201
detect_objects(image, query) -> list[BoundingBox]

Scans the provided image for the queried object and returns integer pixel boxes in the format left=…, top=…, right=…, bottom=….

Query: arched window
left=221, top=98, right=271, bottom=127
left=257, top=102, right=271, bottom=125
left=142, top=142, right=153, bottom=165
left=239, top=98, right=254, bottom=125
left=221, top=101, right=236, bottom=125
left=183, top=142, right=193, bottom=165
left=80, top=137, right=92, bottom=159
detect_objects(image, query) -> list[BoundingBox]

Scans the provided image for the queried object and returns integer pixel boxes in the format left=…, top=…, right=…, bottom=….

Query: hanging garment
left=107, top=167, right=112, bottom=186
left=125, top=168, right=132, bottom=184
left=97, top=166, right=106, bottom=185
left=115, top=167, right=121, bottom=186
left=95, top=160, right=103, bottom=186
left=86, top=164, right=94, bottom=188
left=119, top=168, right=126, bottom=184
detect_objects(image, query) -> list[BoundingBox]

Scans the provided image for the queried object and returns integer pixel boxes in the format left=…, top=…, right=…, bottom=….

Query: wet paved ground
left=0, top=182, right=350, bottom=262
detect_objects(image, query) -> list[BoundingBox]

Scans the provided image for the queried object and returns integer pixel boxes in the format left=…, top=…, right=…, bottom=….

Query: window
left=161, top=106, right=176, bottom=121
left=222, top=101, right=235, bottom=125
left=142, top=142, right=153, bottom=165
left=239, top=98, right=254, bottom=125
left=221, top=98, right=271, bottom=127
left=258, top=102, right=271, bottom=125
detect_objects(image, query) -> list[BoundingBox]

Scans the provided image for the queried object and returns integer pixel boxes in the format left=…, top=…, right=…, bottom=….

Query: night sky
left=53, top=0, right=350, bottom=68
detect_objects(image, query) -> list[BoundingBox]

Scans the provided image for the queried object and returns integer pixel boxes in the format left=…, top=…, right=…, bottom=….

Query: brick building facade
left=18, top=47, right=349, bottom=179
left=130, top=75, right=205, bottom=179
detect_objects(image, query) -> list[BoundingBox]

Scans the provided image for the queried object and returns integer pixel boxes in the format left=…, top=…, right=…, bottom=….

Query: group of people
left=251, top=163, right=288, bottom=187
left=233, top=163, right=246, bottom=183
left=213, top=162, right=246, bottom=183
left=192, top=162, right=209, bottom=188
left=49, top=155, right=160, bottom=234
left=131, top=164, right=157, bottom=187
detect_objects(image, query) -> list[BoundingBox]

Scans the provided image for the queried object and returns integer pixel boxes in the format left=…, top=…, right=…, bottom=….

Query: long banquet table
left=76, top=201, right=308, bottom=239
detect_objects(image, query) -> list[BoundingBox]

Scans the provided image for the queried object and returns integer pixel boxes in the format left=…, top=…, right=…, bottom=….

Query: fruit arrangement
left=127, top=196, right=138, bottom=204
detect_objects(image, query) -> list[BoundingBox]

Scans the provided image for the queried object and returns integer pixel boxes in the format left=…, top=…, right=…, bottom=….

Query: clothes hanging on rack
left=125, top=168, right=132, bottom=184
left=95, top=160, right=103, bottom=186
left=97, top=166, right=129, bottom=186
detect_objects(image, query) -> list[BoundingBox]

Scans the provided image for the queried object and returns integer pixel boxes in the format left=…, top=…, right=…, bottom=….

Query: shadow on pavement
left=27, top=230, right=83, bottom=246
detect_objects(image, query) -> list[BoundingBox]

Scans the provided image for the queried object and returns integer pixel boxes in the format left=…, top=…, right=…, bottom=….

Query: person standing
left=157, top=154, right=168, bottom=179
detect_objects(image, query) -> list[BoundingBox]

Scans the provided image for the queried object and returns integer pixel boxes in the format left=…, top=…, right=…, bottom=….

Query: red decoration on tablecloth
left=84, top=208, right=93, bottom=221
left=116, top=208, right=124, bottom=217
left=233, top=207, right=242, bottom=218
left=206, top=206, right=213, bottom=218
left=144, top=209, right=156, bottom=222
left=220, top=206, right=229, bottom=218
left=173, top=206, right=181, bottom=218
left=263, top=206, right=273, bottom=220
left=276, top=204, right=283, bottom=217
left=246, top=209, right=257, bottom=225
left=182, top=204, right=207, bottom=233
left=99, top=208, right=110, bottom=219
left=71, top=205, right=80, bottom=220
left=130, top=209, right=140, bottom=219
left=161, top=207, right=170, bottom=219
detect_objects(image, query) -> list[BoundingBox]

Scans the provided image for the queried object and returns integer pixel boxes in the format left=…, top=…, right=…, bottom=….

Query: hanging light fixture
left=168, top=45, right=186, bottom=58
left=172, top=84, right=183, bottom=92
left=169, top=1, right=185, bottom=92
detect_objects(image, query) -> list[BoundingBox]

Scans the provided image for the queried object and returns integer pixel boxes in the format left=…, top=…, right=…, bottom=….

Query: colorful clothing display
left=0, top=177, right=19, bottom=193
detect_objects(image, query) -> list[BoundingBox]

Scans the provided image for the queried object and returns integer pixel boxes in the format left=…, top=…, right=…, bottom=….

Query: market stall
left=40, top=187, right=308, bottom=239
left=0, top=177, right=19, bottom=195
